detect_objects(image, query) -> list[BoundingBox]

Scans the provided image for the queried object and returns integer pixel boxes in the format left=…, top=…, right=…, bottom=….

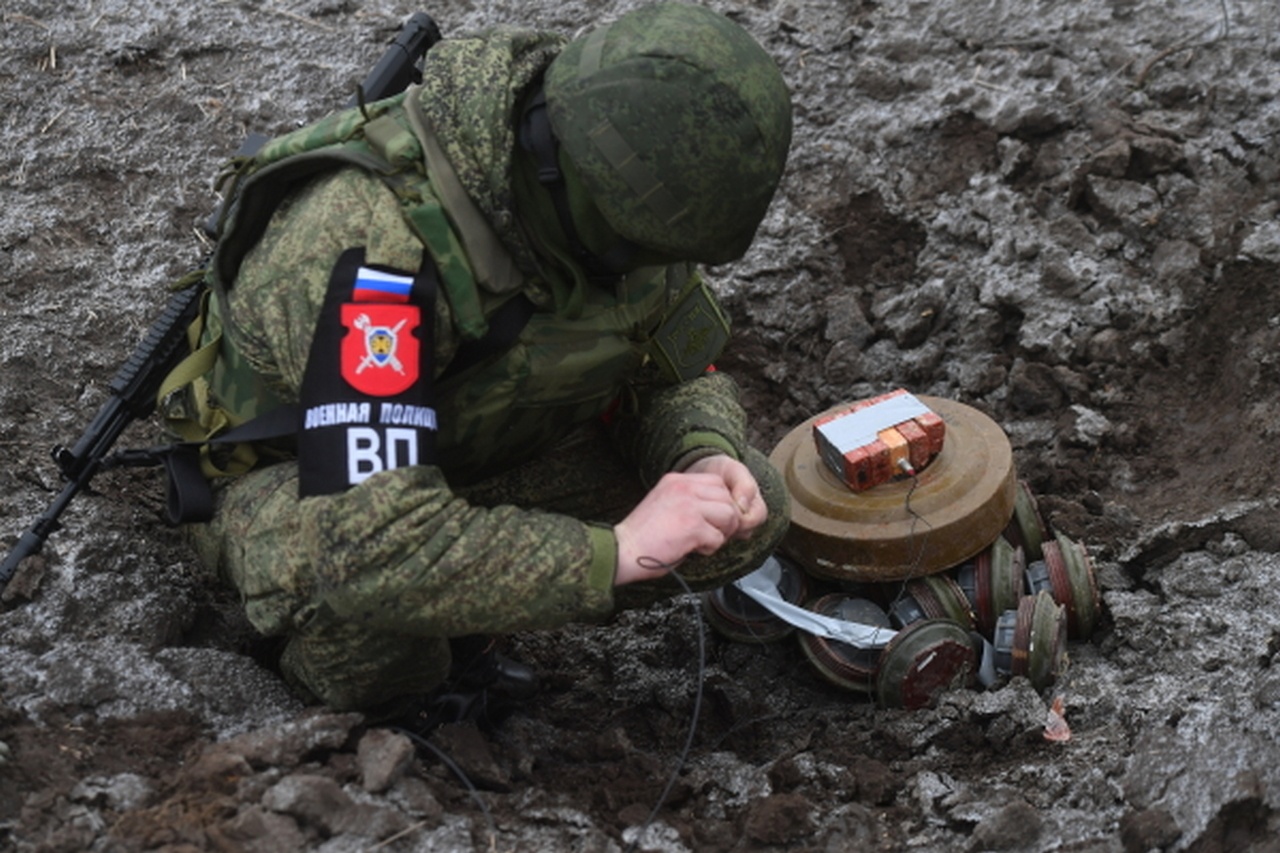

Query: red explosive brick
left=813, top=389, right=946, bottom=491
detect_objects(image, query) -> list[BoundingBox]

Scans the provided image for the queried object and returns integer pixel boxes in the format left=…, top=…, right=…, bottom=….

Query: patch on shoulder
left=298, top=247, right=440, bottom=496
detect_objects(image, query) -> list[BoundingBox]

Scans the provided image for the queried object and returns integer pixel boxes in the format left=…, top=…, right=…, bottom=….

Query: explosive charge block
left=813, top=389, right=945, bottom=491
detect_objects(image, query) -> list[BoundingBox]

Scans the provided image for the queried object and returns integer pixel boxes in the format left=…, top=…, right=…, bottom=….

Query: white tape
left=733, top=562, right=897, bottom=649
left=815, top=392, right=931, bottom=454
left=733, top=560, right=996, bottom=687
left=976, top=636, right=996, bottom=687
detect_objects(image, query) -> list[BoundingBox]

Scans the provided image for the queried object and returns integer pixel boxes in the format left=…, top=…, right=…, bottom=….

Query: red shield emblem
left=340, top=303, right=420, bottom=396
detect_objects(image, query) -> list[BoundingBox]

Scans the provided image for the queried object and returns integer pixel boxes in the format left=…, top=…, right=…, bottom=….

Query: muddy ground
left=3, top=0, right=1280, bottom=850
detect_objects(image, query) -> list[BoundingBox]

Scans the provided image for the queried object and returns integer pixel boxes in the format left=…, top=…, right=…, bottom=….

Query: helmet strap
left=518, top=86, right=636, bottom=284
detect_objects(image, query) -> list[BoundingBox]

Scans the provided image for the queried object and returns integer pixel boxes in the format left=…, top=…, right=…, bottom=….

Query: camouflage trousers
left=191, top=423, right=789, bottom=712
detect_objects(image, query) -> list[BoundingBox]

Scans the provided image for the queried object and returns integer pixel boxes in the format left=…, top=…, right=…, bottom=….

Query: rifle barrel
left=0, top=478, right=81, bottom=587
left=55, top=284, right=203, bottom=481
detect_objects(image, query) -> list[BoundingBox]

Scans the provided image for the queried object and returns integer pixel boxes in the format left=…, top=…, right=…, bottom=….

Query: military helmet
left=543, top=2, right=792, bottom=265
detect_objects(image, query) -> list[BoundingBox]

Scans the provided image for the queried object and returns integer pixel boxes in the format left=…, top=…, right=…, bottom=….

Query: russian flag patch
left=353, top=266, right=414, bottom=303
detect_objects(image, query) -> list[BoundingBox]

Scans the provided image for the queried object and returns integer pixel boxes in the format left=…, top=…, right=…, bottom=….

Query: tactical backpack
left=155, top=87, right=543, bottom=520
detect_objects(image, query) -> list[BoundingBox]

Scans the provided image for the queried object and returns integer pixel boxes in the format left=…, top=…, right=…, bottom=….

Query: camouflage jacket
left=197, top=26, right=753, bottom=631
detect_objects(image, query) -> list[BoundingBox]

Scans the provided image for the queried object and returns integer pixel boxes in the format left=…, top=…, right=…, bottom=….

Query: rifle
left=0, top=11, right=443, bottom=592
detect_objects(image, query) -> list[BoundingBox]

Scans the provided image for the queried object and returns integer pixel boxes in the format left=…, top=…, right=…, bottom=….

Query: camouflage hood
left=416, top=27, right=566, bottom=272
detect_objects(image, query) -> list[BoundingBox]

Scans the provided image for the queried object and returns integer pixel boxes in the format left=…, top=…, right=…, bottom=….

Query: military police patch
left=298, top=247, right=439, bottom=497
left=341, top=303, right=421, bottom=396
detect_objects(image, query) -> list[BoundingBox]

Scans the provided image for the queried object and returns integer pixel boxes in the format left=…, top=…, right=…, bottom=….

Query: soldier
left=185, top=2, right=794, bottom=725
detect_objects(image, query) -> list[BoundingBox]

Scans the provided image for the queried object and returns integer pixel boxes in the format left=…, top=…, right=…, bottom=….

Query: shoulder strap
left=439, top=292, right=536, bottom=383
left=210, top=144, right=402, bottom=296
left=156, top=278, right=534, bottom=524
left=159, top=405, right=300, bottom=524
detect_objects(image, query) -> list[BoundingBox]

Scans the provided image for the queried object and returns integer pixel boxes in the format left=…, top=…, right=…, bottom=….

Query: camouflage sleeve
left=211, top=167, right=619, bottom=640
left=224, top=167, right=460, bottom=395
left=611, top=367, right=750, bottom=487
left=312, top=463, right=618, bottom=636
left=203, top=459, right=617, bottom=641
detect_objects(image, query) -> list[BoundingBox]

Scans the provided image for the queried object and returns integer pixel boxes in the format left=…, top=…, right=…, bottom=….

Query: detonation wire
left=902, top=466, right=931, bottom=567
left=393, top=726, right=498, bottom=847
left=626, top=560, right=707, bottom=853
left=884, top=465, right=937, bottom=616
left=384, top=559, right=706, bottom=852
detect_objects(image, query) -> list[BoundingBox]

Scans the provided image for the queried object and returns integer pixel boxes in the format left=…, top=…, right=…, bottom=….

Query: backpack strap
left=514, top=86, right=636, bottom=284
left=159, top=405, right=300, bottom=524
left=151, top=95, right=543, bottom=519
left=152, top=277, right=534, bottom=523
left=439, top=290, right=535, bottom=383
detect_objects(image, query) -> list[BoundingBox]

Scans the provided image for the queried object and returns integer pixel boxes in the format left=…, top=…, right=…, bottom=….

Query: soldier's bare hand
left=681, top=454, right=767, bottom=540
left=612, top=470, right=744, bottom=585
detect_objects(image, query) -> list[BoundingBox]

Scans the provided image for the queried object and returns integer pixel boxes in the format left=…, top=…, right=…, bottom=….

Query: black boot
left=404, top=636, right=538, bottom=734
left=449, top=635, right=540, bottom=699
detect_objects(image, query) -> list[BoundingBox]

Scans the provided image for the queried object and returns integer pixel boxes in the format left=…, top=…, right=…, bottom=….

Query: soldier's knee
left=278, top=614, right=452, bottom=712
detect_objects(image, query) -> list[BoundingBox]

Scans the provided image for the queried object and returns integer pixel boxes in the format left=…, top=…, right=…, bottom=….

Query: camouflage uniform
left=189, top=19, right=789, bottom=712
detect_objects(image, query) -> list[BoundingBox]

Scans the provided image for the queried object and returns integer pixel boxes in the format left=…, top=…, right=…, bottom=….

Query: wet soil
left=3, top=0, right=1280, bottom=851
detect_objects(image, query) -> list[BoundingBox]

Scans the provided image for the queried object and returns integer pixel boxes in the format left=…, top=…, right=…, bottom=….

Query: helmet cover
left=544, top=2, right=792, bottom=264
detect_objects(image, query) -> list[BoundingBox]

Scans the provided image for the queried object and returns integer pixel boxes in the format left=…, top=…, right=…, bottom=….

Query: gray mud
left=3, top=0, right=1280, bottom=850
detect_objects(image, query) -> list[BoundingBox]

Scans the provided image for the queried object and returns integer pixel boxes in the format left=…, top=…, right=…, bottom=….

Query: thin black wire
left=627, top=561, right=707, bottom=853
left=388, top=559, right=708, bottom=852
left=392, top=725, right=499, bottom=845
left=884, top=467, right=935, bottom=615
left=902, top=469, right=933, bottom=573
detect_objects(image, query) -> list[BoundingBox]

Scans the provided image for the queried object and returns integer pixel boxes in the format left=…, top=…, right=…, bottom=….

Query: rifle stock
left=1, top=11, right=442, bottom=592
